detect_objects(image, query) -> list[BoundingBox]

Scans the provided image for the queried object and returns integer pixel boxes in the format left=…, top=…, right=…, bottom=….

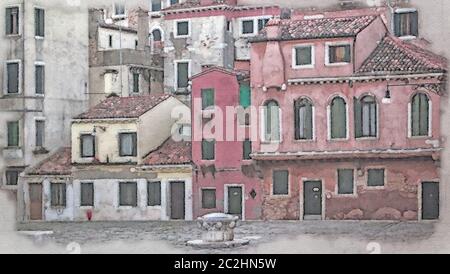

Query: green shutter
left=243, top=139, right=251, bottom=160
left=202, top=139, right=215, bottom=160
left=202, top=189, right=216, bottom=208
left=354, top=97, right=362, bottom=138
left=148, top=182, right=161, bottom=206
left=344, top=45, right=351, bottom=62
left=7, top=121, right=19, bottom=147
left=7, top=63, right=19, bottom=94
left=5, top=8, right=11, bottom=35
left=239, top=84, right=251, bottom=108
left=273, top=170, right=289, bottom=195
left=331, top=98, right=346, bottom=139
left=419, top=94, right=429, bottom=136
left=367, top=169, right=385, bottom=187
left=177, top=62, right=189, bottom=88
left=411, top=11, right=419, bottom=36
left=202, top=89, right=214, bottom=110
left=338, top=169, right=354, bottom=194
left=394, top=13, right=401, bottom=36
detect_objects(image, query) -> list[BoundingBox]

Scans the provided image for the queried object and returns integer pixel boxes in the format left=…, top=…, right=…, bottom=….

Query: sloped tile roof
left=75, top=94, right=172, bottom=120
left=357, top=35, right=447, bottom=75
left=27, top=148, right=72, bottom=176
left=142, top=138, right=191, bottom=166
left=253, top=15, right=376, bottom=41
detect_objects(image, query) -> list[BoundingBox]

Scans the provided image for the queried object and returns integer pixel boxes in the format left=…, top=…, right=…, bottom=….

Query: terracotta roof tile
left=27, top=148, right=72, bottom=176
left=142, top=138, right=191, bottom=166
left=357, top=35, right=447, bottom=75
left=75, top=94, right=172, bottom=120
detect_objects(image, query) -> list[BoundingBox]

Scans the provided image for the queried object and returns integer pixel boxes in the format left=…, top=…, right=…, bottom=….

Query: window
left=176, top=61, right=189, bottom=89
left=119, top=132, right=137, bottom=157
left=35, top=8, right=45, bottom=37
left=108, top=35, right=113, bottom=48
left=201, top=89, right=214, bottom=110
left=132, top=73, right=140, bottom=93
left=202, top=189, right=216, bottom=209
left=35, top=64, right=44, bottom=95
left=243, top=139, right=252, bottom=160
left=202, top=139, right=215, bottom=160
left=328, top=44, right=351, bottom=64
left=239, top=83, right=251, bottom=108
left=294, top=98, right=313, bottom=140
left=5, top=7, right=19, bottom=35
left=241, top=20, right=254, bottom=35
left=355, top=96, right=377, bottom=138
left=273, top=170, right=289, bottom=195
left=51, top=183, right=66, bottom=207
left=170, top=0, right=179, bottom=5
left=148, top=181, right=161, bottom=206
left=178, top=124, right=191, bottom=137
left=367, top=169, right=385, bottom=187
left=175, top=21, right=189, bottom=37
left=411, top=93, right=430, bottom=137
left=80, top=182, right=94, bottom=207
left=263, top=100, right=281, bottom=142
left=337, top=169, right=354, bottom=195
left=114, top=3, right=126, bottom=16
left=151, top=0, right=162, bottom=12
left=80, top=134, right=95, bottom=158
left=135, top=40, right=138, bottom=49
left=35, top=120, right=45, bottom=147
left=293, top=46, right=313, bottom=68
left=152, top=29, right=162, bottom=41
left=394, top=10, right=418, bottom=37
left=7, top=121, right=19, bottom=147
left=6, top=62, right=19, bottom=94
left=5, top=169, right=20, bottom=186
left=330, top=97, right=347, bottom=139
left=257, top=18, right=270, bottom=31
left=119, top=182, right=137, bottom=207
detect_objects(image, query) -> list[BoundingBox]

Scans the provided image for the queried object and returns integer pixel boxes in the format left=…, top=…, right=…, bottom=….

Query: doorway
left=227, top=186, right=243, bottom=218
left=422, top=182, right=439, bottom=220
left=170, top=181, right=185, bottom=220
left=29, top=183, right=43, bottom=220
left=303, top=181, right=322, bottom=220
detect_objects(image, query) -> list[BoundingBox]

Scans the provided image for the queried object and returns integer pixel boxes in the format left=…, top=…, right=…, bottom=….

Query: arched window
left=263, top=100, right=280, bottom=142
left=330, top=97, right=347, bottom=139
left=152, top=29, right=162, bottom=41
left=294, top=98, right=313, bottom=140
left=355, top=95, right=377, bottom=138
left=411, top=93, right=430, bottom=136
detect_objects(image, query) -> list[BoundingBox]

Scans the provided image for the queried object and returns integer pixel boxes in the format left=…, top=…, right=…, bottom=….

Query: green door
left=228, top=186, right=242, bottom=216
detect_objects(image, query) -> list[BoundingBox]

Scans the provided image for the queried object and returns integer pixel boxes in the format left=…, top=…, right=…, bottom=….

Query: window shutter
left=273, top=170, right=289, bottom=195
left=7, top=121, right=19, bottom=147
left=7, top=63, right=19, bottom=94
left=419, top=94, right=429, bottom=136
left=354, top=97, right=362, bottom=138
left=35, top=66, right=44, bottom=94
left=202, top=139, right=215, bottom=160
left=35, top=120, right=44, bottom=147
left=394, top=13, right=401, bottom=36
left=270, top=104, right=280, bottom=141
left=344, top=45, right=351, bottom=62
left=338, top=169, right=354, bottom=194
left=411, top=95, right=421, bottom=136
left=239, top=84, right=251, bottom=108
left=331, top=98, right=346, bottom=139
left=5, top=8, right=11, bottom=34
left=202, top=189, right=216, bottom=208
left=304, top=103, right=313, bottom=139
left=133, top=73, right=139, bottom=93
left=202, top=89, right=214, bottom=110
left=177, top=62, right=189, bottom=88
left=243, top=139, right=251, bottom=160
left=148, top=182, right=161, bottom=206
left=132, top=133, right=137, bottom=156
left=81, top=183, right=94, bottom=206
left=411, top=11, right=419, bottom=37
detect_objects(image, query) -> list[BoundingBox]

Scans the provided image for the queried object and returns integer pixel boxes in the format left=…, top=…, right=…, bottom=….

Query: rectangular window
left=176, top=62, right=189, bottom=89
left=176, top=21, right=189, bottom=37
left=35, top=65, right=44, bottom=95
left=294, top=46, right=313, bottom=67
left=7, top=121, right=19, bottom=147
left=7, top=62, right=19, bottom=94
left=5, top=7, right=19, bottom=35
left=394, top=11, right=418, bottom=37
left=337, top=169, right=354, bottom=194
left=119, top=132, right=137, bottom=157
left=119, top=182, right=137, bottom=207
left=202, top=139, right=215, bottom=160
left=35, top=120, right=45, bottom=147
left=258, top=18, right=270, bottom=31
left=80, top=182, right=94, bottom=207
left=273, top=170, right=289, bottom=195
left=328, top=44, right=351, bottom=64
left=5, top=169, right=20, bottom=186
left=35, top=8, right=45, bottom=37
left=114, top=3, right=126, bottom=16
left=239, top=83, right=251, bottom=108
left=51, top=183, right=66, bottom=207
left=170, top=0, right=179, bottom=5
left=242, top=20, right=254, bottom=34
left=133, top=73, right=139, bottom=93
left=201, top=89, right=214, bottom=110
left=80, top=134, right=95, bottom=158
left=108, top=35, right=113, bottom=48
left=243, top=139, right=252, bottom=160
left=202, top=189, right=216, bottom=209
left=151, top=0, right=162, bottom=12
left=148, top=181, right=161, bottom=206
left=367, top=169, right=385, bottom=187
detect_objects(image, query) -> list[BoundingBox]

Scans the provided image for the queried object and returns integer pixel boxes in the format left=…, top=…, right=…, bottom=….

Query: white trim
left=174, top=59, right=191, bottom=90
left=327, top=96, right=349, bottom=141
left=150, top=26, right=164, bottom=42
left=270, top=169, right=290, bottom=197
left=238, top=16, right=272, bottom=37
left=325, top=42, right=352, bottom=67
left=288, top=73, right=445, bottom=84
left=5, top=4, right=22, bottom=37
left=173, top=19, right=191, bottom=38
left=292, top=44, right=315, bottom=69
left=394, top=8, right=417, bottom=13
left=300, top=179, right=325, bottom=221
left=33, top=6, right=45, bottom=39
left=224, top=184, right=245, bottom=221
left=365, top=167, right=387, bottom=189
left=4, top=59, right=22, bottom=95
left=408, top=93, right=432, bottom=138
left=111, top=3, right=127, bottom=19
left=335, top=168, right=357, bottom=197
left=34, top=61, right=45, bottom=96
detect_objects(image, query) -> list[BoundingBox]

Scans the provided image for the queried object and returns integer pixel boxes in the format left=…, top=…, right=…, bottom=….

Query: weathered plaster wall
left=97, top=27, right=138, bottom=50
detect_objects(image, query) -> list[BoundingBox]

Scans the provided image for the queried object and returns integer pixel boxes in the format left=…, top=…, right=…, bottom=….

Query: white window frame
left=356, top=94, right=379, bottom=140
left=79, top=181, right=95, bottom=209
left=112, top=3, right=127, bottom=19
left=327, top=96, right=349, bottom=141
left=150, top=26, right=164, bottom=42
left=393, top=8, right=418, bottom=40
left=335, top=168, right=357, bottom=197
left=117, top=180, right=139, bottom=209
left=174, top=59, right=191, bottom=90
left=174, top=19, right=191, bottom=38
left=365, top=167, right=387, bottom=190
left=239, top=18, right=256, bottom=37
left=5, top=5, right=21, bottom=37
left=34, top=61, right=45, bottom=96
left=79, top=131, right=96, bottom=161
left=34, top=6, right=45, bottom=39
left=407, top=93, right=432, bottom=138
left=292, top=44, right=315, bottom=69
left=149, top=0, right=163, bottom=13
left=271, top=169, right=290, bottom=197
left=325, top=42, right=352, bottom=67
left=4, top=59, right=22, bottom=95
left=34, top=117, right=46, bottom=148
left=260, top=105, right=283, bottom=143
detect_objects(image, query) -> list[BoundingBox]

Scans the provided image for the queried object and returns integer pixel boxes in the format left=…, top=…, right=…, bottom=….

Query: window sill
left=398, top=35, right=417, bottom=41
left=270, top=194, right=291, bottom=198
left=364, top=186, right=385, bottom=190
left=50, top=206, right=66, bottom=210
left=334, top=193, right=358, bottom=198
left=327, top=138, right=348, bottom=142
left=292, top=64, right=314, bottom=70
left=33, top=147, right=49, bottom=155
left=355, top=137, right=378, bottom=141
left=325, top=62, right=350, bottom=67
left=79, top=206, right=94, bottom=209
left=35, top=36, right=44, bottom=40
left=147, top=205, right=162, bottom=209
left=174, top=35, right=190, bottom=39
left=240, top=33, right=257, bottom=38
left=118, top=206, right=137, bottom=209
left=1, top=185, right=18, bottom=190
left=408, top=135, right=432, bottom=140
left=5, top=34, right=21, bottom=38
left=111, top=15, right=127, bottom=20
left=294, top=139, right=316, bottom=143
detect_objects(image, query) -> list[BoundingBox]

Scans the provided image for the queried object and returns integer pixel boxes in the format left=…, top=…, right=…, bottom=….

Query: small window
left=242, top=20, right=254, bottom=35
left=263, top=100, right=281, bottom=142
left=114, top=3, right=126, bottom=16
left=239, top=83, right=251, bottom=108
left=5, top=7, right=19, bottom=35
left=108, top=35, right=113, bottom=48
left=119, top=132, right=137, bottom=157
left=170, top=0, right=179, bottom=5
left=295, top=98, right=313, bottom=140
left=294, top=46, right=313, bottom=67
left=201, top=89, right=214, bottom=110
left=330, top=97, right=347, bottom=139
left=35, top=120, right=45, bottom=147
left=176, top=61, right=189, bottom=89
left=34, top=8, right=45, bottom=37
left=367, top=169, right=385, bottom=187
left=273, top=170, right=289, bottom=195
left=355, top=96, right=377, bottom=138
left=51, top=183, right=66, bottom=207
left=119, top=182, right=137, bottom=207
left=394, top=11, right=418, bottom=37
left=226, top=21, right=232, bottom=32
left=411, top=93, right=430, bottom=137
left=257, top=18, right=270, bottom=31
left=178, top=124, right=191, bottom=137
left=135, top=40, right=138, bottom=49
left=243, top=139, right=252, bottom=160
left=80, top=134, right=95, bottom=158
left=80, top=182, right=94, bottom=207
left=148, top=181, right=161, bottom=206
left=132, top=73, right=140, bottom=93
left=7, top=121, right=19, bottom=147
left=151, top=0, right=162, bottom=12
left=328, top=44, right=351, bottom=64
left=176, top=21, right=189, bottom=37
left=152, top=29, right=162, bottom=41
left=337, top=169, right=354, bottom=195
left=202, top=139, right=215, bottom=160
left=202, top=189, right=216, bottom=209
left=35, top=65, right=44, bottom=95
left=5, top=169, right=20, bottom=186
left=7, top=62, right=19, bottom=94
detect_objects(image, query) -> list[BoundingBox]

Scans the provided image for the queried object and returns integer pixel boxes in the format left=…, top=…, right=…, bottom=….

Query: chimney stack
left=137, top=8, right=149, bottom=50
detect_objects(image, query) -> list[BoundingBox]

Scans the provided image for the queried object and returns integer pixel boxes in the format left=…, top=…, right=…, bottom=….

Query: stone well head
left=197, top=213, right=239, bottom=242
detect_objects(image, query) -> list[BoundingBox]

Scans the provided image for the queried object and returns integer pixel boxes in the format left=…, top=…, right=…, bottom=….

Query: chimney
left=137, top=8, right=149, bottom=50
left=265, top=19, right=282, bottom=40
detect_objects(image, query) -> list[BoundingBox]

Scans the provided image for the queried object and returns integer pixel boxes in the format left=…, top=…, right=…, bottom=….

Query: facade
left=18, top=94, right=193, bottom=221
left=0, top=1, right=89, bottom=190
left=249, top=8, right=446, bottom=220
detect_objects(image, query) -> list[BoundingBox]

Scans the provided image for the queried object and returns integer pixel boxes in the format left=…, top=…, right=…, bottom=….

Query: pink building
left=249, top=9, right=447, bottom=220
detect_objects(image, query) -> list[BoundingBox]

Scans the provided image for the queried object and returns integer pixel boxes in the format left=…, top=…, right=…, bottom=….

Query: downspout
left=21, top=1, right=26, bottom=164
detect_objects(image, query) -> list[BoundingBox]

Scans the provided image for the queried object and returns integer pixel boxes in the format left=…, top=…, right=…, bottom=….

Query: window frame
left=239, top=16, right=272, bottom=37
left=132, top=72, right=140, bottom=94
left=118, top=132, right=138, bottom=157
left=7, top=120, right=20, bottom=148
left=34, top=7, right=45, bottom=38
left=294, top=97, right=315, bottom=141
left=118, top=181, right=138, bottom=208
left=201, top=188, right=216, bottom=209
left=4, top=60, right=22, bottom=95
left=174, top=60, right=191, bottom=90
left=409, top=92, right=432, bottom=138
left=336, top=169, right=356, bottom=196
left=327, top=96, right=349, bottom=141
left=174, top=19, right=191, bottom=38
left=150, top=0, right=162, bottom=12
left=112, top=3, right=127, bottom=19
left=80, top=134, right=95, bottom=158
left=355, top=95, right=378, bottom=139
left=366, top=168, right=386, bottom=189
left=325, top=42, right=352, bottom=66
left=272, top=170, right=290, bottom=196
left=34, top=61, right=45, bottom=96
left=147, top=180, right=162, bottom=207
left=5, top=168, right=22, bottom=186
left=292, top=44, right=315, bottom=69
left=393, top=8, right=418, bottom=39
left=261, top=100, right=282, bottom=143
left=201, top=88, right=215, bottom=110
left=243, top=139, right=252, bottom=160
left=34, top=118, right=45, bottom=148
left=80, top=182, right=95, bottom=207
left=5, top=6, right=20, bottom=36
left=201, top=139, right=215, bottom=161
left=50, top=183, right=67, bottom=208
